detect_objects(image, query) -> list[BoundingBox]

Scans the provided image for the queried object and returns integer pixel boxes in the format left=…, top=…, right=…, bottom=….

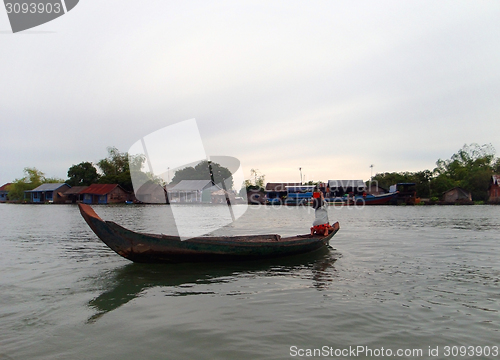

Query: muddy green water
left=0, top=204, right=499, bottom=360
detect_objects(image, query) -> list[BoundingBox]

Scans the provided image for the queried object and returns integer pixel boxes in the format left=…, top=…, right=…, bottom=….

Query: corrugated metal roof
left=79, top=184, right=121, bottom=195
left=26, top=183, right=69, bottom=192
left=0, top=183, right=12, bottom=191
left=170, top=180, right=219, bottom=191
left=328, top=180, right=366, bottom=189
left=63, top=186, right=89, bottom=195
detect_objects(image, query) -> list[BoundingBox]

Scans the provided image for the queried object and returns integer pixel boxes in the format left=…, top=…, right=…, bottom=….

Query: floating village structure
left=24, top=183, right=71, bottom=203
left=80, top=184, right=129, bottom=204
left=365, top=181, right=388, bottom=195
left=327, top=180, right=366, bottom=198
left=135, top=181, right=168, bottom=204
left=63, top=186, right=88, bottom=204
left=3, top=175, right=499, bottom=205
left=389, top=183, right=419, bottom=205
left=168, top=180, right=222, bottom=203
left=442, top=187, right=473, bottom=205
left=284, top=185, right=316, bottom=205
left=265, top=183, right=300, bottom=204
left=488, top=175, right=500, bottom=204
left=0, top=183, right=11, bottom=202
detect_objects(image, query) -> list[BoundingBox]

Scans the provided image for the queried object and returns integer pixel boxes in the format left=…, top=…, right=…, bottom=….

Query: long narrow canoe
left=78, top=203, right=340, bottom=263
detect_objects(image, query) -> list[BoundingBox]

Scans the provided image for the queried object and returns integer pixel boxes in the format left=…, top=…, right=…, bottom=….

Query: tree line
left=241, top=143, right=500, bottom=203
left=7, top=147, right=133, bottom=200
left=371, top=143, right=500, bottom=201
left=6, top=147, right=234, bottom=201
left=6, top=143, right=499, bottom=202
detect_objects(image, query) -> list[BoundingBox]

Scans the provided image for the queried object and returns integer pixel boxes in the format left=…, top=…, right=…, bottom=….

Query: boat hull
left=356, top=192, right=398, bottom=205
left=78, top=203, right=339, bottom=263
left=326, top=192, right=397, bottom=205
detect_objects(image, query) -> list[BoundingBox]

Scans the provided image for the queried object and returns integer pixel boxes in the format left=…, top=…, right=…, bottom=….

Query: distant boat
left=78, top=203, right=340, bottom=263
left=326, top=192, right=397, bottom=205
left=355, top=192, right=398, bottom=205
left=283, top=185, right=315, bottom=206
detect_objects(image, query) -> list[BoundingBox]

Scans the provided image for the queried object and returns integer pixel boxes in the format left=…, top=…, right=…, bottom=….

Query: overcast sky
left=1, top=0, right=500, bottom=187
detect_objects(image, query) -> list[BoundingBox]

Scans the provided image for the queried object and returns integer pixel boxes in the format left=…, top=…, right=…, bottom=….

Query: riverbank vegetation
left=6, top=147, right=234, bottom=201
left=7, top=168, right=65, bottom=201
left=371, top=144, right=500, bottom=201
left=4, top=143, right=500, bottom=202
left=7, top=147, right=136, bottom=201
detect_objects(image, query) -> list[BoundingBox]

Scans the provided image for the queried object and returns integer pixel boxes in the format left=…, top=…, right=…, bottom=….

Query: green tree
left=7, top=167, right=64, bottom=201
left=97, top=147, right=129, bottom=176
left=371, top=171, right=432, bottom=198
left=304, top=180, right=324, bottom=187
left=67, top=162, right=100, bottom=186
left=493, top=158, right=500, bottom=174
left=410, top=170, right=432, bottom=198
left=8, top=181, right=31, bottom=202
left=371, top=144, right=497, bottom=201
left=129, top=153, right=165, bottom=189
left=8, top=167, right=44, bottom=200
left=432, top=143, right=496, bottom=201
left=429, top=174, right=456, bottom=198
left=97, top=147, right=138, bottom=191
left=371, top=172, right=414, bottom=190
left=250, top=168, right=265, bottom=189
left=242, top=169, right=265, bottom=198
left=243, top=169, right=265, bottom=190
left=171, top=161, right=233, bottom=189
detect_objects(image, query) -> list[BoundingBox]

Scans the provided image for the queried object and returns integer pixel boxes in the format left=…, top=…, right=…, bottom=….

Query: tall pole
left=208, top=159, right=235, bottom=222
left=299, top=167, right=302, bottom=185
left=370, top=164, right=374, bottom=181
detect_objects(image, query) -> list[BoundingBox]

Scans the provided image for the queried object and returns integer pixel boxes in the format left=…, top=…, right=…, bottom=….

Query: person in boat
left=310, top=191, right=335, bottom=236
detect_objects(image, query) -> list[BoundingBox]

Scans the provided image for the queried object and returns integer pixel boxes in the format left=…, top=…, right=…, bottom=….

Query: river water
left=0, top=203, right=499, bottom=360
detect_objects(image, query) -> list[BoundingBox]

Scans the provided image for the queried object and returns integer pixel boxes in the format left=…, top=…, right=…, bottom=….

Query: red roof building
left=0, top=183, right=12, bottom=202
left=80, top=184, right=129, bottom=204
left=489, top=175, right=500, bottom=204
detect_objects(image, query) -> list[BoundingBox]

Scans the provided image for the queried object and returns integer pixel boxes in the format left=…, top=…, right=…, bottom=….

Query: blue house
left=284, top=185, right=316, bottom=205
left=25, top=183, right=71, bottom=203
left=265, top=182, right=300, bottom=205
left=0, top=183, right=12, bottom=202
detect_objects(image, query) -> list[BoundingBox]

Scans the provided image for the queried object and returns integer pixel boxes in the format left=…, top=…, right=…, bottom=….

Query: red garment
left=310, top=223, right=329, bottom=234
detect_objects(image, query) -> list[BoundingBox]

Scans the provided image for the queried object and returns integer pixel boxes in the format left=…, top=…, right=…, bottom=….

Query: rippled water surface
left=1, top=203, right=499, bottom=360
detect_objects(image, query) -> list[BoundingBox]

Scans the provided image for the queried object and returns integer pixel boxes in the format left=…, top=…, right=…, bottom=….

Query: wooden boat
left=78, top=203, right=340, bottom=264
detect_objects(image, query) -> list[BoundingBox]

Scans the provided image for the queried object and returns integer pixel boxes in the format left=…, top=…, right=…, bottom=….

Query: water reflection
left=87, top=247, right=339, bottom=322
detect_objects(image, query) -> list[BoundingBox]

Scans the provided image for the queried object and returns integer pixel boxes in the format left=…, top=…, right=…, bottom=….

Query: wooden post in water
left=208, top=160, right=235, bottom=222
